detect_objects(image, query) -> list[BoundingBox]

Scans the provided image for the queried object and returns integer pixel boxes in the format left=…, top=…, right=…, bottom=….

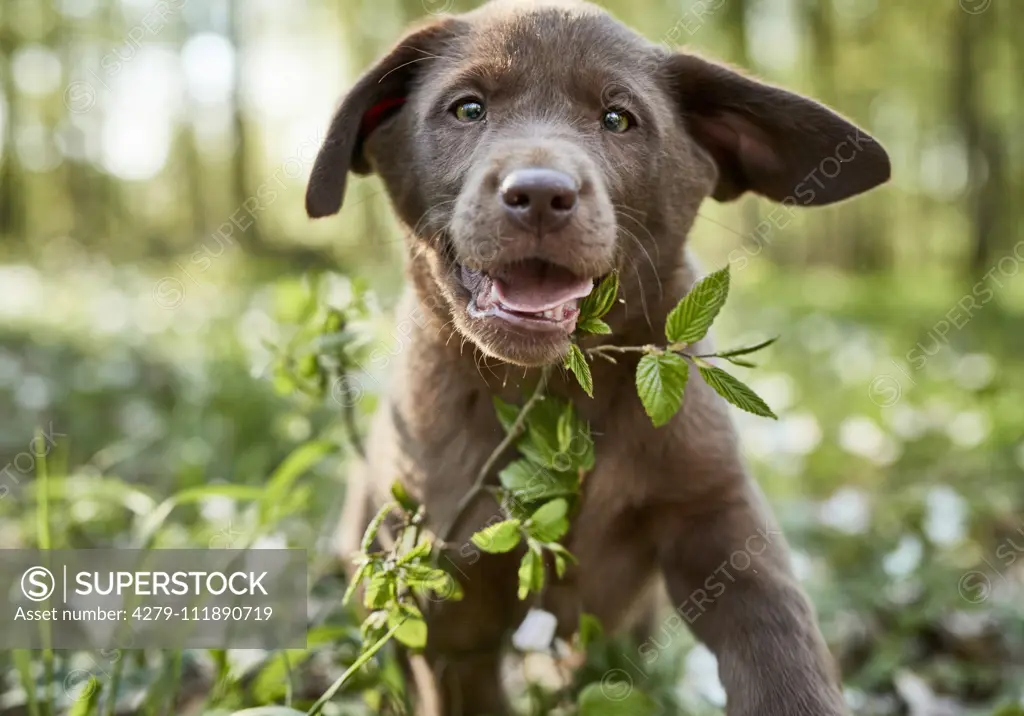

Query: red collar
left=361, top=97, right=407, bottom=137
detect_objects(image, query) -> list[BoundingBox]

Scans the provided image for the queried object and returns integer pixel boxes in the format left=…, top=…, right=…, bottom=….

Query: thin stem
left=306, top=619, right=406, bottom=716
left=13, top=651, right=39, bottom=716
left=160, top=651, right=182, bottom=716
left=585, top=344, right=658, bottom=356
left=440, top=365, right=552, bottom=543
left=104, top=658, right=124, bottom=716
left=696, top=336, right=778, bottom=359
left=283, top=650, right=294, bottom=707
left=35, top=430, right=54, bottom=716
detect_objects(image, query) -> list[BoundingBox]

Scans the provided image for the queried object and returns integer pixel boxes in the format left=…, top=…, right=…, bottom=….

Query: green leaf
left=405, top=565, right=463, bottom=601
left=665, top=265, right=730, bottom=345
left=492, top=396, right=520, bottom=433
left=390, top=480, right=418, bottom=512
left=547, top=543, right=577, bottom=578
left=577, top=613, right=603, bottom=649
left=712, top=335, right=778, bottom=358
left=697, top=363, right=777, bottom=419
left=136, top=483, right=265, bottom=548
left=564, top=343, right=593, bottom=397
left=555, top=405, right=595, bottom=472
left=500, top=489, right=535, bottom=522
left=517, top=432, right=560, bottom=468
left=577, top=318, right=612, bottom=335
left=471, top=519, right=523, bottom=553
left=360, top=609, right=389, bottom=642
left=517, top=547, right=545, bottom=600
left=393, top=616, right=427, bottom=649
left=518, top=395, right=563, bottom=459
left=388, top=608, right=427, bottom=649
left=396, top=537, right=433, bottom=565
left=499, top=460, right=578, bottom=504
left=578, top=682, right=658, bottom=716
left=553, top=552, right=567, bottom=578
left=364, top=570, right=394, bottom=610
left=262, top=439, right=334, bottom=520
left=557, top=404, right=574, bottom=453
left=68, top=676, right=101, bottom=716
left=231, top=709, right=307, bottom=716
left=403, top=564, right=449, bottom=588
left=527, top=499, right=570, bottom=542
left=635, top=353, right=689, bottom=427
left=578, top=272, right=619, bottom=322
left=361, top=501, right=396, bottom=552
left=342, top=559, right=372, bottom=605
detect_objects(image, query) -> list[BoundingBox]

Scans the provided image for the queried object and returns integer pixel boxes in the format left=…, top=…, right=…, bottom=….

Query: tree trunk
left=953, top=3, right=1002, bottom=277
left=0, top=9, right=25, bottom=238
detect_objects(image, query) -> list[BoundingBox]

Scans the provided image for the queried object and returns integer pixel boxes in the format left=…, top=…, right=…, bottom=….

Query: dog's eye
left=601, top=109, right=634, bottom=133
left=453, top=99, right=486, bottom=122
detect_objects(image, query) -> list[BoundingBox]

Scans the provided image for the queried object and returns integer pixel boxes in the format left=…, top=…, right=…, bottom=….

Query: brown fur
left=308, top=1, right=890, bottom=714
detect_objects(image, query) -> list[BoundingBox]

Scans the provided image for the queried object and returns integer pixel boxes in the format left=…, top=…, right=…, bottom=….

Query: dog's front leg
left=657, top=492, right=846, bottom=716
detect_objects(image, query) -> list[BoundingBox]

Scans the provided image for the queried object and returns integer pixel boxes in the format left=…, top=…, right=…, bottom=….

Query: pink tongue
left=492, top=260, right=594, bottom=313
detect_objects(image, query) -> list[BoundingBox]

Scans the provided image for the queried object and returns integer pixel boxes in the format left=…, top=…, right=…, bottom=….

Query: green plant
left=333, top=264, right=777, bottom=714
left=571, top=267, right=776, bottom=424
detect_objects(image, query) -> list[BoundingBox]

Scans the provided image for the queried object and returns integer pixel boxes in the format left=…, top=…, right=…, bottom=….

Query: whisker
left=378, top=53, right=442, bottom=84
left=618, top=224, right=663, bottom=322
left=695, top=211, right=750, bottom=243
left=625, top=252, right=653, bottom=332
left=615, top=208, right=661, bottom=262
left=613, top=202, right=649, bottom=223
left=617, top=224, right=662, bottom=299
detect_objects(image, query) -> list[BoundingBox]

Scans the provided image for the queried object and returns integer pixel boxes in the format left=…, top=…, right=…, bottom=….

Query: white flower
left=512, top=609, right=557, bottom=653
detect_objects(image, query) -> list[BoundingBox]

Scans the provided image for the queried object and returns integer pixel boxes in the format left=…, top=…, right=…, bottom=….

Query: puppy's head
left=306, top=0, right=890, bottom=367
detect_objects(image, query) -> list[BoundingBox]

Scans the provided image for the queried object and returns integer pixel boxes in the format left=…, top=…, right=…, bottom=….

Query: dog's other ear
left=661, top=53, right=890, bottom=206
left=306, top=18, right=459, bottom=218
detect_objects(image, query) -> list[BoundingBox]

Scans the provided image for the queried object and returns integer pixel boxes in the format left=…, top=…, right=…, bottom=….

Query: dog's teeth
left=542, top=310, right=556, bottom=319
left=490, top=284, right=500, bottom=304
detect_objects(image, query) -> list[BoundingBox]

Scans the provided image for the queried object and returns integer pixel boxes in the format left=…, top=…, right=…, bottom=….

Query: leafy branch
left=467, top=392, right=593, bottom=599
left=439, top=364, right=553, bottom=543
left=569, top=266, right=778, bottom=426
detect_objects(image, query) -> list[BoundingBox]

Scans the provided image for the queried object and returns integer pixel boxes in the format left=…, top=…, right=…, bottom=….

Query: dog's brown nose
left=499, top=168, right=578, bottom=233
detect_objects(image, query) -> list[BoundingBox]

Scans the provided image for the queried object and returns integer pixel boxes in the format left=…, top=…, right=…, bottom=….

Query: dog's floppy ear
left=661, top=53, right=890, bottom=206
left=306, top=18, right=459, bottom=218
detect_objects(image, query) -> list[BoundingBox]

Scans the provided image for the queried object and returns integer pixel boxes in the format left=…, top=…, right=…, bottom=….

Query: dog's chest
left=381, top=376, right=510, bottom=530
left=383, top=381, right=640, bottom=541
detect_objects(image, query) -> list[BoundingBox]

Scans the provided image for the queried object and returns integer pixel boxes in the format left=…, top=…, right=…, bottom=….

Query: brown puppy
left=308, top=1, right=890, bottom=714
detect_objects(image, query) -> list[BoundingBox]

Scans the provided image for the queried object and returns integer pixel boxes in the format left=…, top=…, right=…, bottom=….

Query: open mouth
left=459, top=258, right=595, bottom=333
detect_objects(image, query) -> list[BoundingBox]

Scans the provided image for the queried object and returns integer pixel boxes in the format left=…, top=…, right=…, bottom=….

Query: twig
left=440, top=365, right=553, bottom=543
left=306, top=619, right=406, bottom=716
left=693, top=336, right=778, bottom=359
left=584, top=344, right=659, bottom=359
